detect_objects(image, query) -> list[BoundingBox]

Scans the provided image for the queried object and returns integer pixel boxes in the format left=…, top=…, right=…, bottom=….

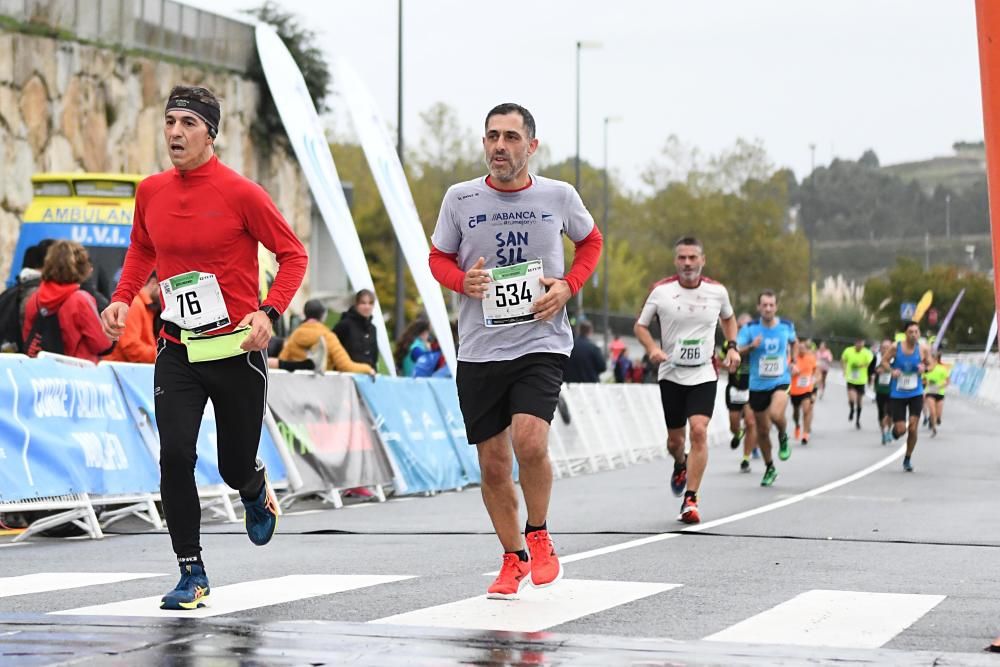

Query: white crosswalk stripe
left=0, top=573, right=164, bottom=598
left=704, top=589, right=946, bottom=648
left=371, top=579, right=680, bottom=633
left=52, top=574, right=414, bottom=619
left=1, top=572, right=950, bottom=649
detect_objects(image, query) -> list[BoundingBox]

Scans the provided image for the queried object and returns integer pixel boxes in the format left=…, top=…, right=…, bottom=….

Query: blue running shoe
left=669, top=462, right=687, bottom=497
left=903, top=458, right=914, bottom=472
left=242, top=470, right=278, bottom=546
left=160, top=564, right=210, bottom=610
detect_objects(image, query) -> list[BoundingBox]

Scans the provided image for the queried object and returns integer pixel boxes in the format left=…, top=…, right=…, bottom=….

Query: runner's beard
left=679, top=267, right=702, bottom=283
left=487, top=152, right=527, bottom=182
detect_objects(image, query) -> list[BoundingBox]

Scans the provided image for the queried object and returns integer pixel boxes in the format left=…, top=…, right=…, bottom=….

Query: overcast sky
left=193, top=0, right=985, bottom=192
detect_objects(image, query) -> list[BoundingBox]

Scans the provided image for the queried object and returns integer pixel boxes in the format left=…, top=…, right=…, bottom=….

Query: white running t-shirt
left=636, top=275, right=734, bottom=385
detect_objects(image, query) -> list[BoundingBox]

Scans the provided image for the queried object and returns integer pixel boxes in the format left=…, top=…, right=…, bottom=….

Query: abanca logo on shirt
left=468, top=211, right=555, bottom=228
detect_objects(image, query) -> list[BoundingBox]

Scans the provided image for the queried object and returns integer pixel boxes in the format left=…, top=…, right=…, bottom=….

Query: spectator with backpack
left=0, top=239, right=54, bottom=353
left=22, top=240, right=113, bottom=362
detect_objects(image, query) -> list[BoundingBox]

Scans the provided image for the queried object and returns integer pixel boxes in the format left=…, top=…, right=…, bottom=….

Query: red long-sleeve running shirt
left=112, top=155, right=307, bottom=341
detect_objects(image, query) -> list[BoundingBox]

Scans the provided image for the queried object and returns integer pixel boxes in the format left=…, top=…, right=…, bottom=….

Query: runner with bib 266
left=101, top=85, right=307, bottom=610
left=634, top=237, right=740, bottom=524
left=737, top=290, right=796, bottom=487
left=429, top=103, right=602, bottom=599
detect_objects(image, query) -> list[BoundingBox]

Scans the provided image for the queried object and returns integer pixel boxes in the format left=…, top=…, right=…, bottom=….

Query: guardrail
left=0, top=0, right=255, bottom=72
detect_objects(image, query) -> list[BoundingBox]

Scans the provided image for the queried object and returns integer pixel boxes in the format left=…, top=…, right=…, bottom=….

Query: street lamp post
left=574, top=40, right=602, bottom=327
left=601, top=115, right=622, bottom=357
left=945, top=193, right=952, bottom=239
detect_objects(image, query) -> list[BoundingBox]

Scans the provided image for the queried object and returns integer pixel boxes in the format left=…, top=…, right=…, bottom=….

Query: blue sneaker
left=669, top=461, right=687, bottom=497
left=161, top=564, right=210, bottom=610
left=903, top=458, right=914, bottom=472
left=241, top=471, right=278, bottom=546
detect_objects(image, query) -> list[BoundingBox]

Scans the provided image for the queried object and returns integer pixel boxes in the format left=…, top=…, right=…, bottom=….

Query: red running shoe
left=526, top=530, right=563, bottom=587
left=487, top=553, right=531, bottom=600
left=679, top=495, right=701, bottom=524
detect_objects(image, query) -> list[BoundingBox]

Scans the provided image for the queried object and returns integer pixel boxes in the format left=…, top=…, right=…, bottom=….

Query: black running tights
left=154, top=339, right=267, bottom=559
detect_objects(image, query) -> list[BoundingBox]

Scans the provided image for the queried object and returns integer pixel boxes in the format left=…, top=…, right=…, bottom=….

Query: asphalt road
left=3, top=372, right=1000, bottom=665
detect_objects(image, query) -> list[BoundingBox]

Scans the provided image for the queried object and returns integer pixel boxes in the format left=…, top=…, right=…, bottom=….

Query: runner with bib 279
left=429, top=103, right=602, bottom=600
left=101, top=85, right=307, bottom=611
left=633, top=237, right=740, bottom=524
left=737, top=290, right=796, bottom=487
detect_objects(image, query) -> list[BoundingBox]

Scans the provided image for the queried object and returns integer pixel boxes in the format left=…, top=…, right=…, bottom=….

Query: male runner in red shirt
left=102, top=85, right=307, bottom=610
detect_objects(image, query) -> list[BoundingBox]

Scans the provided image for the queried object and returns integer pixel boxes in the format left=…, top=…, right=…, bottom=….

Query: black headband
left=165, top=95, right=220, bottom=138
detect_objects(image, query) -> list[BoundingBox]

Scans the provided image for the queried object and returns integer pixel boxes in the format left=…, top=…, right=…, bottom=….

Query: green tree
left=811, top=302, right=880, bottom=349
left=244, top=2, right=331, bottom=153
left=862, top=257, right=995, bottom=347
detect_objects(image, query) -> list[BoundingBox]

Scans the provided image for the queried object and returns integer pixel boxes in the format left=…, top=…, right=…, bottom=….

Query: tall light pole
left=945, top=193, right=952, bottom=239
left=601, top=115, right=622, bottom=356
left=394, top=0, right=406, bottom=340
left=809, top=143, right=816, bottom=173
left=574, top=40, right=602, bottom=326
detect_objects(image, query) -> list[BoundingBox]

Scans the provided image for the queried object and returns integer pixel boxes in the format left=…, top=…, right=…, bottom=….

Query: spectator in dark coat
left=563, top=320, right=606, bottom=383
left=333, top=289, right=379, bottom=369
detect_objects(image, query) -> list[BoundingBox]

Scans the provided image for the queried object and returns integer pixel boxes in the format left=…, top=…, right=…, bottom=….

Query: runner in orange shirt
left=789, top=338, right=818, bottom=445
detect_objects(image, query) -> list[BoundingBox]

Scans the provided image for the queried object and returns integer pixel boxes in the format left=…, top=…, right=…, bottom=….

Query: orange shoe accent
left=526, top=530, right=563, bottom=587
left=794, top=426, right=801, bottom=440
left=679, top=496, right=701, bottom=524
left=487, top=553, right=531, bottom=600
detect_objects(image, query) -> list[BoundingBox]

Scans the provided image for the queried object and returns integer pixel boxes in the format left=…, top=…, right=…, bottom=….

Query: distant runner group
left=632, top=241, right=948, bottom=527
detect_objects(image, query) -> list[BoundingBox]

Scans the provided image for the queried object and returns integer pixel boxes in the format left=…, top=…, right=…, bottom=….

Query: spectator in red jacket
left=23, top=240, right=113, bottom=362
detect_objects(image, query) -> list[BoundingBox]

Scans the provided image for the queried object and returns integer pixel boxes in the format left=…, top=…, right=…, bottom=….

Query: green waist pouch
left=180, top=326, right=251, bottom=363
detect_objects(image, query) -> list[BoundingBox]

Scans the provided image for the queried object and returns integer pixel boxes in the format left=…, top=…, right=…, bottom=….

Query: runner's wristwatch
left=725, top=340, right=738, bottom=352
left=259, top=305, right=280, bottom=322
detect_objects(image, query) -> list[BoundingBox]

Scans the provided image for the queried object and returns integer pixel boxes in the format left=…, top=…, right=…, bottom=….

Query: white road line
left=550, top=445, right=906, bottom=567
left=0, top=573, right=164, bottom=598
left=52, top=574, right=413, bottom=618
left=371, top=579, right=679, bottom=633
left=704, top=589, right=945, bottom=648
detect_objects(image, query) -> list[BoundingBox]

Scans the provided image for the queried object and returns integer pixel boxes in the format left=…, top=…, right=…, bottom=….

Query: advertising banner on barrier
left=353, top=376, right=467, bottom=494
left=266, top=372, right=393, bottom=492
left=426, top=378, right=481, bottom=485
left=107, top=363, right=287, bottom=487
left=0, top=355, right=159, bottom=501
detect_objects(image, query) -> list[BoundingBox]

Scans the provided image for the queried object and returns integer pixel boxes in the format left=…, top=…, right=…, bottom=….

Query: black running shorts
left=658, top=380, right=717, bottom=430
left=846, top=381, right=867, bottom=395
left=926, top=393, right=945, bottom=402
left=876, top=393, right=891, bottom=421
left=890, top=395, right=924, bottom=423
left=749, top=385, right=790, bottom=413
left=456, top=352, right=565, bottom=445
left=790, top=392, right=812, bottom=408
